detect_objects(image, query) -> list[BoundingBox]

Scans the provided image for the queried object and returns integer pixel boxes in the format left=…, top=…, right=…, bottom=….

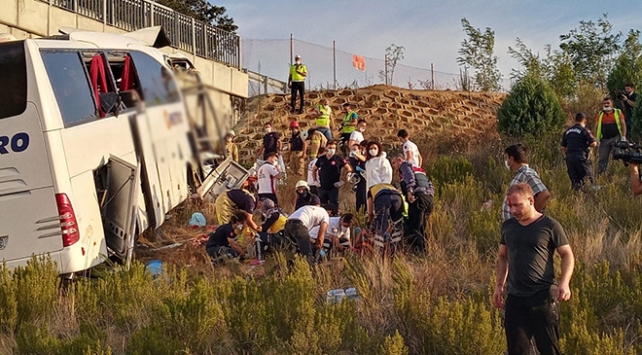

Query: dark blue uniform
left=561, top=123, right=597, bottom=190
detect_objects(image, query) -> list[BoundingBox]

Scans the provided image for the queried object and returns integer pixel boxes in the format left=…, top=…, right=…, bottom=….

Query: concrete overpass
left=0, top=0, right=248, bottom=125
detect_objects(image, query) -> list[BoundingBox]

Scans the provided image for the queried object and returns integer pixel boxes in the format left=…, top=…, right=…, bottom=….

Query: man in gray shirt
left=493, top=183, right=575, bottom=355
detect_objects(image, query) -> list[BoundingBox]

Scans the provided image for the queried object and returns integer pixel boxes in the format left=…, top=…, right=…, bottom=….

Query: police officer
left=561, top=112, right=598, bottom=190
left=288, top=54, right=307, bottom=114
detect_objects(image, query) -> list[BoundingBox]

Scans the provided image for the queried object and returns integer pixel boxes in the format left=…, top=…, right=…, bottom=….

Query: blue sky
left=215, top=0, right=642, bottom=88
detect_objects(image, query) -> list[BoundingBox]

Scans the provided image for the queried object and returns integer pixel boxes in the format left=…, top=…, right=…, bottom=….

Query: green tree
left=155, top=0, right=238, bottom=32
left=607, top=29, right=642, bottom=98
left=559, top=14, right=621, bottom=90
left=457, top=18, right=502, bottom=92
left=508, top=37, right=548, bottom=80
left=497, top=73, right=566, bottom=137
left=379, top=44, right=405, bottom=85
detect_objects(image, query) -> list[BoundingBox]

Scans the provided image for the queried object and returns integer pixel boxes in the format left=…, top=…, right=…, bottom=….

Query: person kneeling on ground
left=310, top=213, right=354, bottom=256
left=206, top=211, right=247, bottom=262
left=367, top=183, right=405, bottom=254
left=253, top=198, right=288, bottom=261
left=284, top=203, right=330, bottom=264
left=214, top=176, right=261, bottom=232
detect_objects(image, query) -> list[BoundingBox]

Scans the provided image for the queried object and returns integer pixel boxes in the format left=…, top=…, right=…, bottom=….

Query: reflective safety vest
left=290, top=64, right=307, bottom=82
left=316, top=105, right=331, bottom=127
left=267, top=214, right=287, bottom=234
left=596, top=109, right=622, bottom=140
left=341, top=111, right=358, bottom=133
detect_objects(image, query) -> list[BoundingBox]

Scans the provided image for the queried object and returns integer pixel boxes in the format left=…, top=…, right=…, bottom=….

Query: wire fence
left=243, top=37, right=513, bottom=96
left=37, top=0, right=241, bottom=68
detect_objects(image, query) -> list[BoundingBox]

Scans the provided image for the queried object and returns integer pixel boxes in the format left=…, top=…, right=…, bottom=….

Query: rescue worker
left=561, top=112, right=598, bottom=190
left=348, top=119, right=367, bottom=148
left=349, top=141, right=368, bottom=213
left=620, top=83, right=637, bottom=139
left=214, top=176, right=261, bottom=231
left=288, top=54, right=307, bottom=114
left=310, top=213, right=354, bottom=255
left=287, top=120, right=307, bottom=177
left=256, top=122, right=282, bottom=161
left=397, top=129, right=422, bottom=168
left=206, top=211, right=247, bottom=261
left=306, top=128, right=328, bottom=163
left=312, top=140, right=353, bottom=205
left=253, top=198, right=287, bottom=262
left=294, top=180, right=319, bottom=210
left=595, top=96, right=627, bottom=175
left=285, top=204, right=330, bottom=264
left=312, top=98, right=333, bottom=140
left=257, top=152, right=282, bottom=204
left=364, top=141, right=393, bottom=193
left=225, top=130, right=239, bottom=162
left=391, top=153, right=435, bottom=254
left=367, top=183, right=405, bottom=254
left=307, top=146, right=325, bottom=196
left=339, top=103, right=359, bottom=156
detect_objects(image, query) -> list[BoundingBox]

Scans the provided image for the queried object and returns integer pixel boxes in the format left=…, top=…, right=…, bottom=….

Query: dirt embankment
left=234, top=85, right=506, bottom=165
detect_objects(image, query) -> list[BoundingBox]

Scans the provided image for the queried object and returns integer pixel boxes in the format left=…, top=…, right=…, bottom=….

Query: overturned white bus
left=0, top=27, right=247, bottom=275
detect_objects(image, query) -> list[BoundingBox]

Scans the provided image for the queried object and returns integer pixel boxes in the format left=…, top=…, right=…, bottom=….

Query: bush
left=498, top=73, right=566, bottom=138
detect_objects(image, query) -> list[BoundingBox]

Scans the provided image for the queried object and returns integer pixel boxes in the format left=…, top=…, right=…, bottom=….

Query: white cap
left=227, top=130, right=235, bottom=136
left=295, top=180, right=309, bottom=190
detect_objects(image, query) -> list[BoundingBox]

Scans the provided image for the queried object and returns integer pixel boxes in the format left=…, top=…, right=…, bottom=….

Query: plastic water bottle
left=326, top=289, right=345, bottom=304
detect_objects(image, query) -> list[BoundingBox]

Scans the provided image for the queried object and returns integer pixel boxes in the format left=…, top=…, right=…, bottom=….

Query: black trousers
left=284, top=220, right=314, bottom=264
left=339, top=132, right=351, bottom=156
left=373, top=192, right=404, bottom=238
left=505, top=286, right=560, bottom=355
left=355, top=179, right=367, bottom=213
left=404, top=193, right=433, bottom=253
left=565, top=152, right=593, bottom=190
left=318, top=187, right=339, bottom=206
left=310, top=185, right=318, bottom=196
left=291, top=81, right=304, bottom=111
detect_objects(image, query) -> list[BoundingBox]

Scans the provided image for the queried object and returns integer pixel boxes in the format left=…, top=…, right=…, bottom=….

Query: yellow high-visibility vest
left=596, top=109, right=622, bottom=140
left=316, top=105, right=331, bottom=127
left=290, top=64, right=307, bottom=82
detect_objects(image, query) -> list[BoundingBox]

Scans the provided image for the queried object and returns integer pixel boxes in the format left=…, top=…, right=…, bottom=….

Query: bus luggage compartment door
left=97, top=155, right=140, bottom=264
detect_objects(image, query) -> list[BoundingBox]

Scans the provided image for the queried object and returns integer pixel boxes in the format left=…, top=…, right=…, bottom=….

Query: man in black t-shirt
left=493, top=183, right=575, bottom=355
left=621, top=83, right=637, bottom=139
left=312, top=140, right=352, bottom=205
left=206, top=212, right=248, bottom=261
left=561, top=112, right=598, bottom=190
left=256, top=122, right=282, bottom=160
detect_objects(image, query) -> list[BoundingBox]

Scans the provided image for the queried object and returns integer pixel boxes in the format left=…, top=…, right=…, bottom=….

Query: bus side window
left=0, top=41, right=27, bottom=119
left=41, top=51, right=97, bottom=127
left=83, top=52, right=119, bottom=117
left=128, top=51, right=180, bottom=107
left=105, top=52, right=141, bottom=110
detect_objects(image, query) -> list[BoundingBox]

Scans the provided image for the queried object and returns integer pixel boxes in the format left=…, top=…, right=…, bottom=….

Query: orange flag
left=352, top=55, right=366, bottom=71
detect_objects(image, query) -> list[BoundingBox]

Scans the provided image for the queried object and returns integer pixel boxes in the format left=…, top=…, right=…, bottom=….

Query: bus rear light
left=55, top=193, right=80, bottom=247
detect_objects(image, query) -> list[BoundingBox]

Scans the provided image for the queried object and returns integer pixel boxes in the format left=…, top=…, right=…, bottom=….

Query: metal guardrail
left=245, top=70, right=287, bottom=95
left=39, top=0, right=241, bottom=69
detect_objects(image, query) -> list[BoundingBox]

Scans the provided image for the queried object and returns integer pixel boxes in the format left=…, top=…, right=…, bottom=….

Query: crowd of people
left=212, top=73, right=641, bottom=354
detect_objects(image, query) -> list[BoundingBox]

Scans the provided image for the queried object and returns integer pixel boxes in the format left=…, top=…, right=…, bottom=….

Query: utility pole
left=333, top=40, right=337, bottom=90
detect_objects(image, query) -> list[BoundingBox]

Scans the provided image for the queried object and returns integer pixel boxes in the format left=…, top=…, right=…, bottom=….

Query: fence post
left=290, top=33, right=293, bottom=66
left=102, top=0, right=107, bottom=26
left=333, top=40, right=337, bottom=90
left=191, top=18, right=196, bottom=57
left=148, top=1, right=154, bottom=26
left=237, top=34, right=242, bottom=69
left=264, top=74, right=268, bottom=95
left=203, top=24, right=209, bottom=60
left=431, top=63, right=435, bottom=90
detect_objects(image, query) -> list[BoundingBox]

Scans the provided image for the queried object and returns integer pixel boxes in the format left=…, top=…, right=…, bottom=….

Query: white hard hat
left=295, top=180, right=309, bottom=190
left=227, top=130, right=236, bottom=136
left=295, top=54, right=301, bottom=59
